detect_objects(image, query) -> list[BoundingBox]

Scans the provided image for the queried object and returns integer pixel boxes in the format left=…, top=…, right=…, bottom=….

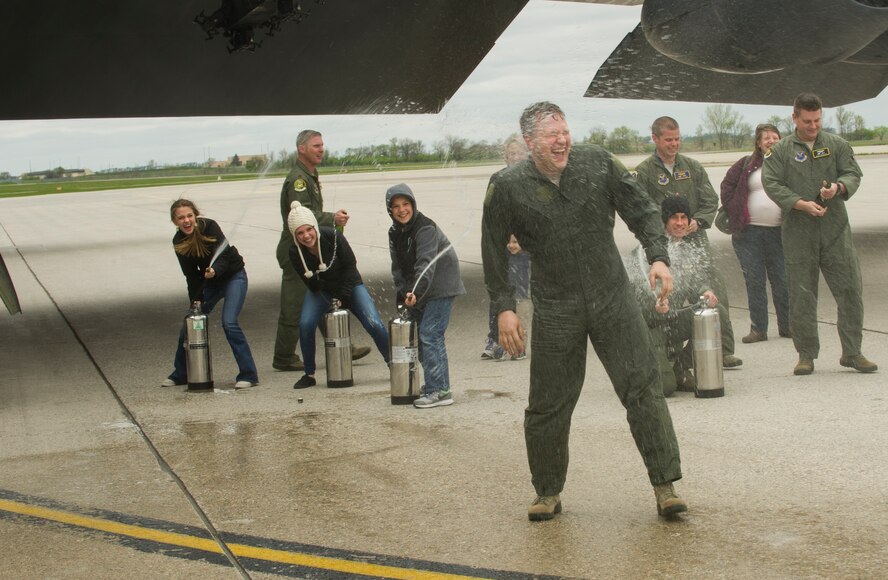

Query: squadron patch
left=673, top=169, right=691, bottom=181
left=764, top=148, right=773, bottom=159
left=657, top=173, right=670, bottom=186
left=484, top=182, right=495, bottom=206
left=812, top=147, right=831, bottom=159
left=293, top=178, right=307, bottom=192
left=794, top=151, right=808, bottom=162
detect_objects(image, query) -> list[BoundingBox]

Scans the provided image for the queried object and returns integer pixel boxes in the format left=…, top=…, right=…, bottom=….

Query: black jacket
left=289, top=227, right=363, bottom=307
left=173, top=218, right=244, bottom=302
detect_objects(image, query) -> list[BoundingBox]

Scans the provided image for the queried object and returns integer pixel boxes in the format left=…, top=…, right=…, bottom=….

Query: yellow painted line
left=0, top=498, right=487, bottom=579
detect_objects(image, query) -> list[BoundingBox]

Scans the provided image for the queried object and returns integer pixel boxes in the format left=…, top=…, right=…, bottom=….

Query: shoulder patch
left=293, top=178, right=307, bottom=192
left=484, top=182, right=495, bottom=206
left=763, top=148, right=773, bottom=159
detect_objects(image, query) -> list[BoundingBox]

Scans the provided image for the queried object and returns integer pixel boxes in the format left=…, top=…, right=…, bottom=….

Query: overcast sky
left=4, top=0, right=888, bottom=175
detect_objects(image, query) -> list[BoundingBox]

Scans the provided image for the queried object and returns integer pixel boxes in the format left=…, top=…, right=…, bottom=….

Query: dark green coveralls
left=761, top=131, right=864, bottom=360
left=273, top=160, right=336, bottom=368
left=634, top=153, right=736, bottom=357
left=482, top=146, right=682, bottom=495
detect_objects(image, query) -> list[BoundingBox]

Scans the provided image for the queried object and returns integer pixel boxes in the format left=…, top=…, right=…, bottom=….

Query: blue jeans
left=731, top=226, right=790, bottom=334
left=414, top=297, right=454, bottom=395
left=299, top=285, right=390, bottom=375
left=170, top=269, right=259, bottom=384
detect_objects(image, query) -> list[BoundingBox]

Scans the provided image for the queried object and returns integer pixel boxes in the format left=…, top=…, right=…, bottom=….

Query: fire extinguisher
left=184, top=301, right=213, bottom=391
left=323, top=299, right=353, bottom=388
left=388, top=305, right=420, bottom=405
left=692, top=296, right=724, bottom=398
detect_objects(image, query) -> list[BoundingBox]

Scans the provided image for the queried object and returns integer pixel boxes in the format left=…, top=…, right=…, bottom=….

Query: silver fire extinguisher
left=184, top=302, right=213, bottom=391
left=323, top=299, right=353, bottom=388
left=389, top=305, right=420, bottom=405
left=692, top=296, right=724, bottom=398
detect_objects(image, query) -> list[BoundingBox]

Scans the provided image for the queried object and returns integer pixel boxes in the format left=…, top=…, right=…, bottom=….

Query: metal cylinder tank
left=184, top=303, right=213, bottom=391
left=323, top=300, right=353, bottom=388
left=692, top=301, right=724, bottom=398
left=388, top=305, right=420, bottom=405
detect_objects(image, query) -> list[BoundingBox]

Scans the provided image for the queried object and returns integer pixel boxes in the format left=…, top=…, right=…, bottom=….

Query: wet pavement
left=1, top=151, right=887, bottom=578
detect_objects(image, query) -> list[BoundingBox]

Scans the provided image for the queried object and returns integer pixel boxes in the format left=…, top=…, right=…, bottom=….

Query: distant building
left=207, top=154, right=269, bottom=169
left=21, top=168, right=93, bottom=179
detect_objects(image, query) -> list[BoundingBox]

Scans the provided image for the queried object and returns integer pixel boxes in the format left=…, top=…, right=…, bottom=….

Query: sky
left=3, top=0, right=888, bottom=175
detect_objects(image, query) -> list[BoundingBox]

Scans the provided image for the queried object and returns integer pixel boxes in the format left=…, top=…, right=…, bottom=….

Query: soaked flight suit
left=482, top=146, right=682, bottom=495
left=634, top=153, right=737, bottom=358
left=761, top=131, right=864, bottom=360
left=273, top=160, right=336, bottom=368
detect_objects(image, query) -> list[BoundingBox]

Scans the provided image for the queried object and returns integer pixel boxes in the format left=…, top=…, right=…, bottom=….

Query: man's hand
left=649, top=261, right=673, bottom=302
left=686, top=218, right=700, bottom=234
left=334, top=209, right=349, bottom=228
left=497, top=310, right=526, bottom=356
left=404, top=292, right=417, bottom=307
left=794, top=199, right=827, bottom=217
left=702, top=290, right=718, bottom=308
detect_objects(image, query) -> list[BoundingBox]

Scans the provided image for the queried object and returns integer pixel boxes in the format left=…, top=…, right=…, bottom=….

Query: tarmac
left=1, top=149, right=887, bottom=579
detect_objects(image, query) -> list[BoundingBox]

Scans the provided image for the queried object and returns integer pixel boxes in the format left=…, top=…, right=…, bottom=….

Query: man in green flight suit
left=634, top=116, right=742, bottom=369
left=762, top=92, right=877, bottom=376
left=273, top=130, right=370, bottom=372
left=482, top=102, right=687, bottom=521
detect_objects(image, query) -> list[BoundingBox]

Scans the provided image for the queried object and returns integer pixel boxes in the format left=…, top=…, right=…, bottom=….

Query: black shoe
left=351, top=346, right=371, bottom=361
left=293, top=375, right=316, bottom=389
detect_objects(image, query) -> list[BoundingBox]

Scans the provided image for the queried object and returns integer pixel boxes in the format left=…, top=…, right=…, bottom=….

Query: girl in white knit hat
left=287, top=201, right=390, bottom=388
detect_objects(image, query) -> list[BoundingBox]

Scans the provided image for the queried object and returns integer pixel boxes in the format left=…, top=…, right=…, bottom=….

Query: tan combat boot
left=653, top=483, right=688, bottom=517
left=840, top=354, right=878, bottom=373
left=528, top=494, right=561, bottom=521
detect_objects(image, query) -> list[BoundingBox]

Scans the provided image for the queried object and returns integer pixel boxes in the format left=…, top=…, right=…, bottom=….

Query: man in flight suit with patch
left=634, top=116, right=742, bottom=370
left=273, top=130, right=370, bottom=372
left=482, top=102, right=687, bottom=521
left=762, top=92, right=877, bottom=376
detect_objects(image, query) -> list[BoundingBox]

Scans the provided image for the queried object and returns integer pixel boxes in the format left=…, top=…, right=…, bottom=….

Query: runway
left=1, top=152, right=887, bottom=578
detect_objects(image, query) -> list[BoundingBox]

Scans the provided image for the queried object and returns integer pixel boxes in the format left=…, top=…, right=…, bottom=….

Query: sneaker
left=511, top=350, right=527, bottom=361
left=794, top=357, right=814, bottom=376
left=722, top=355, right=743, bottom=368
left=413, top=390, right=453, bottom=409
left=160, top=378, right=183, bottom=387
left=839, top=354, right=878, bottom=373
left=653, top=483, right=688, bottom=517
left=742, top=330, right=767, bottom=344
left=293, top=375, right=317, bottom=389
left=528, top=495, right=562, bottom=521
left=273, top=358, right=305, bottom=372
left=234, top=381, right=257, bottom=390
left=351, top=346, right=371, bottom=361
left=481, top=338, right=497, bottom=359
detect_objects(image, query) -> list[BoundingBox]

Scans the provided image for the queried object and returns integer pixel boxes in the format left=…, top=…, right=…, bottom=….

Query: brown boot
left=653, top=483, right=688, bottom=517
left=742, top=330, right=767, bottom=343
left=794, top=357, right=814, bottom=376
left=528, top=495, right=562, bottom=521
left=840, top=354, right=878, bottom=373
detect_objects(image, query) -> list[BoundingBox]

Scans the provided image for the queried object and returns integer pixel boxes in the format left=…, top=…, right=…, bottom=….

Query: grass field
left=0, top=173, right=290, bottom=198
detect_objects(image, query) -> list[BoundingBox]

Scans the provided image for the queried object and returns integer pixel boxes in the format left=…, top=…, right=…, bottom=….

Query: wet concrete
left=1, top=151, right=887, bottom=578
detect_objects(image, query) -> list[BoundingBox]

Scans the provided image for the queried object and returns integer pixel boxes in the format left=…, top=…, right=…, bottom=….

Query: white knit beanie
left=287, top=201, right=325, bottom=278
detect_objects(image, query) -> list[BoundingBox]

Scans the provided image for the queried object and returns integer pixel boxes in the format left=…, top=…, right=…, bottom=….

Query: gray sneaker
left=413, top=389, right=453, bottom=409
